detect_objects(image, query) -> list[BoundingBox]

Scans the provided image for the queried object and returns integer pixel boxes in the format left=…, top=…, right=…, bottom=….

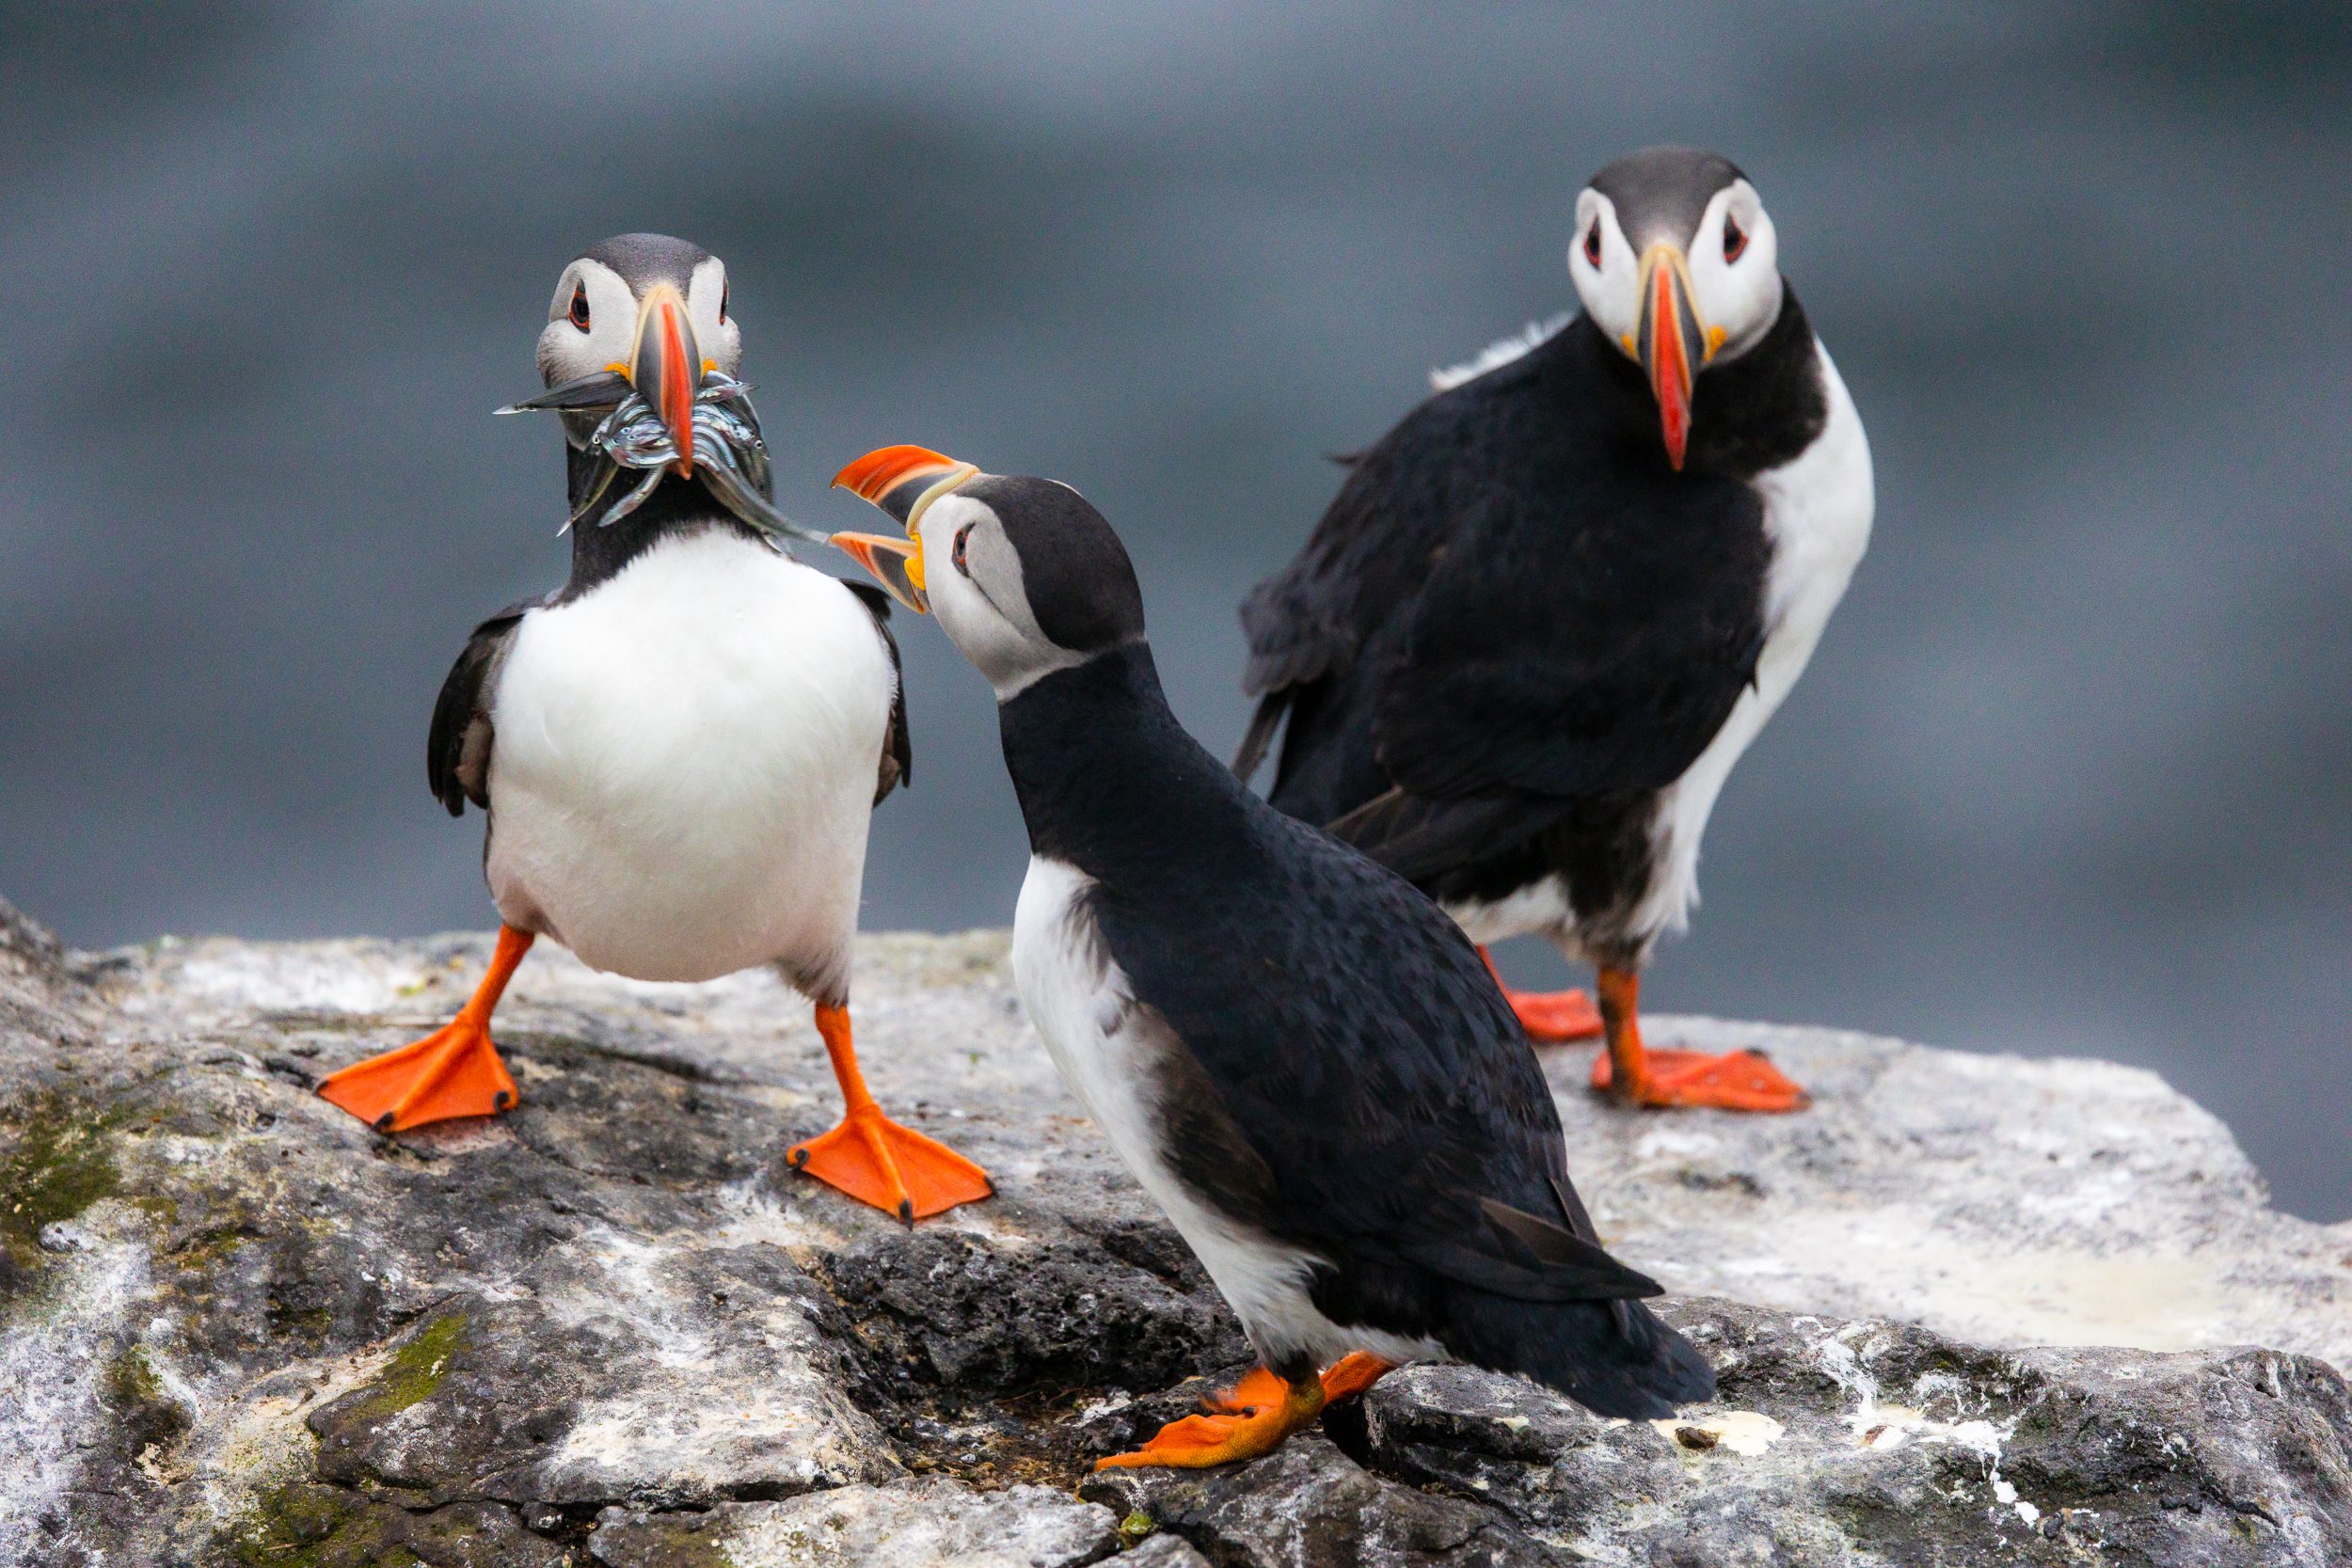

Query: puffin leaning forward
left=318, top=235, right=991, bottom=1225
left=828, top=446, right=1710, bottom=1469
left=1235, top=147, right=1874, bottom=1113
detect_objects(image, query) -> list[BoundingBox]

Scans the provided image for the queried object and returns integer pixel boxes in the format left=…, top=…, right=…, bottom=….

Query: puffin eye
left=567, top=282, right=591, bottom=330
left=718, top=278, right=729, bottom=324
left=951, top=521, right=977, bottom=577
left=1582, top=224, right=1603, bottom=267
left=1722, top=215, right=1748, bottom=263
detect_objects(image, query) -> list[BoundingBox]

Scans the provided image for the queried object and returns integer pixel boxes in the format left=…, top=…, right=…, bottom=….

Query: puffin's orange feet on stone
left=1479, top=947, right=1603, bottom=1042
left=1318, top=1351, right=1395, bottom=1402
left=1095, top=1369, right=1327, bottom=1471
left=1590, top=1045, right=1810, bottom=1113
left=790, top=1000, right=992, bottom=1224
left=319, top=925, right=532, bottom=1132
left=318, top=1016, right=520, bottom=1132
left=789, top=1107, right=993, bottom=1224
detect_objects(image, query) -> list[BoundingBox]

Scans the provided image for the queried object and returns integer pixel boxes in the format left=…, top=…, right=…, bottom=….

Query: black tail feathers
left=1445, top=1290, right=1715, bottom=1419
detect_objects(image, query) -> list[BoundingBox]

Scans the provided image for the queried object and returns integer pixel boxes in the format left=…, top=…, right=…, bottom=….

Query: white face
left=1569, top=177, right=1782, bottom=365
left=914, top=492, right=1083, bottom=700
left=533, top=253, right=740, bottom=388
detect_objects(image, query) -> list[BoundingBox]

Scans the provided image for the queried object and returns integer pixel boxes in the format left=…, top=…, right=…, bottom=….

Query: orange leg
left=319, top=926, right=532, bottom=1132
left=1104, top=1354, right=1394, bottom=1470
left=1480, top=946, right=1603, bottom=1042
left=1587, top=965, right=1808, bottom=1112
left=788, top=1003, right=993, bottom=1225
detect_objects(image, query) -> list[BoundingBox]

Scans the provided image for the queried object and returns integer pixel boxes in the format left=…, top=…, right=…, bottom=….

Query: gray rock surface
left=2, top=897, right=2347, bottom=1566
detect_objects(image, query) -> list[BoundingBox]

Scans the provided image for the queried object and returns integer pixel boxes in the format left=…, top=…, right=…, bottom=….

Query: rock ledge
left=2, top=905, right=2347, bottom=1566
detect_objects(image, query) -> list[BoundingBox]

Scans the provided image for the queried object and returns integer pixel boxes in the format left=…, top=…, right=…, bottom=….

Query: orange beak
left=829, top=445, right=982, bottom=613
left=830, top=532, right=928, bottom=613
left=627, top=282, right=700, bottom=476
left=1632, top=245, right=1707, bottom=470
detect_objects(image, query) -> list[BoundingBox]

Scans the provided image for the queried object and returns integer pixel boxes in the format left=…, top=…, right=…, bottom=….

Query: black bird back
left=1001, top=642, right=1711, bottom=1414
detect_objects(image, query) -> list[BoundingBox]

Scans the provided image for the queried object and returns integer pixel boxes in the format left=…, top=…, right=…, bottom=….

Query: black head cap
left=960, top=475, right=1145, bottom=655
left=580, top=231, right=712, bottom=291
left=1587, top=146, right=1747, bottom=249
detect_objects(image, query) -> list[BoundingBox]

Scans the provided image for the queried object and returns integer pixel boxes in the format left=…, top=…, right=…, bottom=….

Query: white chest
left=1627, top=341, right=1874, bottom=940
left=484, top=530, right=894, bottom=983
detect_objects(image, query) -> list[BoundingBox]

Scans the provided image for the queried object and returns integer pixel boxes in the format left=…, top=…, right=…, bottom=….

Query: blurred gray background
left=3, top=6, right=2346, bottom=1213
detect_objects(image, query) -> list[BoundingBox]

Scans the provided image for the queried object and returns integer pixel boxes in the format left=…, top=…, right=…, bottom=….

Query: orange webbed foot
left=1505, top=986, right=1605, bottom=1042
left=1318, top=1351, right=1394, bottom=1402
left=1479, top=947, right=1602, bottom=1041
left=1590, top=1046, right=1809, bottom=1113
left=318, top=1016, right=520, bottom=1132
left=1094, top=1369, right=1327, bottom=1471
left=789, top=1108, right=993, bottom=1224
left=1200, top=1366, right=1290, bottom=1415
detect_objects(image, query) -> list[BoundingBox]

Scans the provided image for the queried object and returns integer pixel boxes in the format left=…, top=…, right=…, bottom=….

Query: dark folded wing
left=1234, top=392, right=1478, bottom=785
left=1093, top=815, right=1645, bottom=1307
left=426, top=600, right=539, bottom=816
left=1371, top=507, right=1768, bottom=807
left=843, top=580, right=913, bottom=804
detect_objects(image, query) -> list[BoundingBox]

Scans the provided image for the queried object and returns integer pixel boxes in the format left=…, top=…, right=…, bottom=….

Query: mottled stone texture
left=1, top=897, right=2347, bottom=1566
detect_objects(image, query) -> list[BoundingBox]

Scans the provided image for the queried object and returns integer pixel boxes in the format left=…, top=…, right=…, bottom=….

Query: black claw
left=494, top=1090, right=512, bottom=1110
left=373, top=1112, right=395, bottom=1133
left=789, top=1148, right=807, bottom=1168
left=898, top=1198, right=914, bottom=1227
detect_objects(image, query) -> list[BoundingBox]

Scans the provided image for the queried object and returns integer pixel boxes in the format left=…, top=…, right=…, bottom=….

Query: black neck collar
left=997, top=642, right=1255, bottom=869
left=559, top=443, right=771, bottom=599
left=1548, top=284, right=1827, bottom=478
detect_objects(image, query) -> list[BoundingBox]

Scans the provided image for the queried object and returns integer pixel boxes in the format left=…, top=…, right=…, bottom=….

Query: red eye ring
left=567, top=281, right=591, bottom=330
left=952, top=521, right=975, bottom=576
left=1723, top=215, right=1748, bottom=263
left=1582, top=225, right=1602, bottom=266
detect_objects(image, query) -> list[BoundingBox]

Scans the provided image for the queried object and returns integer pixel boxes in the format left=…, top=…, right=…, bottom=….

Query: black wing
left=1328, top=473, right=1767, bottom=876
left=1234, top=407, right=1461, bottom=789
left=1238, top=319, right=1769, bottom=877
left=843, top=580, right=913, bottom=805
left=1089, top=806, right=1656, bottom=1306
left=426, top=600, right=538, bottom=816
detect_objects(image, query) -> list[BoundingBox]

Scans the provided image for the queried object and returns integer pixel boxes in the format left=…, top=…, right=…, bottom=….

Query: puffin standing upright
left=318, top=235, right=991, bottom=1224
left=1235, top=147, right=1873, bottom=1112
left=829, top=447, right=1710, bottom=1469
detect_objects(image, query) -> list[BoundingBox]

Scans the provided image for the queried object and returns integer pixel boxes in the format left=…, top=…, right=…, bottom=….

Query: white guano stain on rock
left=1550, top=1014, right=2352, bottom=1369
left=0, top=1234, right=147, bottom=1562
left=1652, top=1409, right=1784, bottom=1455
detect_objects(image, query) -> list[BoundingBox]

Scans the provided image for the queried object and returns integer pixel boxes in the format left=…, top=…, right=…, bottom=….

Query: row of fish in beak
left=501, top=372, right=954, bottom=612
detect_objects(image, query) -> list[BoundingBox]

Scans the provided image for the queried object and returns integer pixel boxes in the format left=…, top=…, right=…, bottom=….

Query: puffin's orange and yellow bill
left=830, top=531, right=928, bottom=613
left=1633, top=248, right=1703, bottom=471
left=628, top=282, right=700, bottom=476
left=831, top=445, right=980, bottom=531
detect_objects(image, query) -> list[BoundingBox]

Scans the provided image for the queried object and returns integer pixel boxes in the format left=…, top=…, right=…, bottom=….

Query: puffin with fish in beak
left=318, top=234, right=992, bottom=1225
left=1235, top=147, right=1875, bottom=1113
left=829, top=446, right=1711, bottom=1469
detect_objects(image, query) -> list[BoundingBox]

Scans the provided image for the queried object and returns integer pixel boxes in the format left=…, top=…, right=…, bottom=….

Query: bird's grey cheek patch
left=962, top=520, right=1049, bottom=643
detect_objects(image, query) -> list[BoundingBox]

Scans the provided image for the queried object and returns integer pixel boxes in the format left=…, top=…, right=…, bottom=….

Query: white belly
left=485, top=529, right=892, bottom=990
left=1629, top=341, right=1873, bottom=942
left=1011, top=855, right=1441, bottom=1370
left=1447, top=341, right=1875, bottom=957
